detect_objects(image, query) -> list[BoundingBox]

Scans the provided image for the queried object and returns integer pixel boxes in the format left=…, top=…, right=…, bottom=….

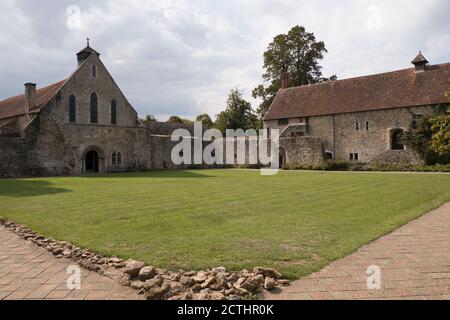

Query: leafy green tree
left=253, top=25, right=336, bottom=119
left=196, top=113, right=214, bottom=129
left=215, top=89, right=258, bottom=133
left=401, top=116, right=432, bottom=158
left=144, top=114, right=157, bottom=122
left=140, top=114, right=157, bottom=127
left=430, top=114, right=450, bottom=156
left=167, top=116, right=183, bottom=124
left=167, top=116, right=194, bottom=125
left=402, top=104, right=450, bottom=165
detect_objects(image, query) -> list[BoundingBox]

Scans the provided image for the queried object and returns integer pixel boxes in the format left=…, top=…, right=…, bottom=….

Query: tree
left=215, top=89, right=258, bottom=133
left=167, top=116, right=184, bottom=124
left=253, top=25, right=336, bottom=119
left=167, top=116, right=194, bottom=125
left=401, top=104, right=450, bottom=165
left=144, top=114, right=157, bottom=122
left=196, top=113, right=214, bottom=129
left=140, top=114, right=157, bottom=127
left=430, top=114, right=450, bottom=156
left=431, top=87, right=450, bottom=156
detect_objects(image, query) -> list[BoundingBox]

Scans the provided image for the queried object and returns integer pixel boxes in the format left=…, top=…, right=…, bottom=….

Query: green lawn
left=1, top=170, right=449, bottom=278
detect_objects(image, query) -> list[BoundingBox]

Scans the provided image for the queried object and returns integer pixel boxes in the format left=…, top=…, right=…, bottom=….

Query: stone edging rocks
left=0, top=218, right=290, bottom=300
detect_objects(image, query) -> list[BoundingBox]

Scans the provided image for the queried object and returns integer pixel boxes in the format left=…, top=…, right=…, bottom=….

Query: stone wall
left=332, top=106, right=434, bottom=163
left=0, top=138, right=28, bottom=177
left=280, top=137, right=324, bottom=167
left=265, top=105, right=439, bottom=166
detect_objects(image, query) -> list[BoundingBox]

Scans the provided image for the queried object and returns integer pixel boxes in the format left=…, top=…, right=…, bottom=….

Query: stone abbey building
left=0, top=46, right=449, bottom=176
left=0, top=44, right=193, bottom=176
left=264, top=52, right=450, bottom=167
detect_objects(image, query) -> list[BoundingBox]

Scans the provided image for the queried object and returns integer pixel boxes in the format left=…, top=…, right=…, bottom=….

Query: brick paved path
left=0, top=226, right=143, bottom=300
left=267, top=202, right=450, bottom=300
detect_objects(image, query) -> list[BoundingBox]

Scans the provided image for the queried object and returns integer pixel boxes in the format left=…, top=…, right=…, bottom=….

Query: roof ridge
left=264, top=61, right=450, bottom=121
left=284, top=62, right=450, bottom=92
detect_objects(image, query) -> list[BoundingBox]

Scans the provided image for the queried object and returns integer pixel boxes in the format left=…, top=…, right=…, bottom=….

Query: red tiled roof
left=264, top=63, right=450, bottom=121
left=0, top=80, right=66, bottom=120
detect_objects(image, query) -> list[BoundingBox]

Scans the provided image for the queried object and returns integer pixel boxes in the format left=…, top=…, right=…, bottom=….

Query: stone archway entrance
left=81, top=146, right=106, bottom=174
left=85, top=150, right=99, bottom=173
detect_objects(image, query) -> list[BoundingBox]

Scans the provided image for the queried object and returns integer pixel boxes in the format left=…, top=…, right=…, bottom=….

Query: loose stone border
left=0, top=218, right=290, bottom=300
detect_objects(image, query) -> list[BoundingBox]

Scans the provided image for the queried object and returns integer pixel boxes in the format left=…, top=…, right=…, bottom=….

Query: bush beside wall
left=285, top=160, right=450, bottom=173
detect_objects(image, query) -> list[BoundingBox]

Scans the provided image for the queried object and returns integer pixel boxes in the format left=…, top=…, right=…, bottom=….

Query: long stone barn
left=0, top=43, right=198, bottom=177
left=263, top=52, right=450, bottom=167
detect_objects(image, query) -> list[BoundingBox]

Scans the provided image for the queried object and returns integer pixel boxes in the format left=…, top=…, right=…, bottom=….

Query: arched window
left=90, top=92, right=98, bottom=124
left=111, top=99, right=117, bottom=125
left=391, top=129, right=405, bottom=150
left=112, top=152, right=117, bottom=165
left=117, top=152, right=122, bottom=166
left=69, top=95, right=76, bottom=123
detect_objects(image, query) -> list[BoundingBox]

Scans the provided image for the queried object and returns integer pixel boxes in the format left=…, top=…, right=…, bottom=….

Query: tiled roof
left=0, top=80, right=66, bottom=120
left=264, top=63, right=450, bottom=121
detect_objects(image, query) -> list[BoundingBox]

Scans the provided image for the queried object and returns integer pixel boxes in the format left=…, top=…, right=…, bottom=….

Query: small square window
left=278, top=118, right=289, bottom=126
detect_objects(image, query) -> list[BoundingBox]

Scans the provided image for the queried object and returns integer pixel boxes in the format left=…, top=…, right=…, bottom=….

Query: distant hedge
left=285, top=160, right=450, bottom=173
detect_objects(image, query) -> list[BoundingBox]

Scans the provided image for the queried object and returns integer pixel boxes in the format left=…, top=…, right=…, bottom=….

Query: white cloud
left=0, top=0, right=449, bottom=121
left=366, top=5, right=382, bottom=30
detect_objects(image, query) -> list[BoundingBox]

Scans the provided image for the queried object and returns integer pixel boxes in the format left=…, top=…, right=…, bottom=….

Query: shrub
left=318, top=160, right=350, bottom=171
left=282, top=160, right=450, bottom=173
left=414, top=163, right=450, bottom=172
left=401, top=105, right=450, bottom=165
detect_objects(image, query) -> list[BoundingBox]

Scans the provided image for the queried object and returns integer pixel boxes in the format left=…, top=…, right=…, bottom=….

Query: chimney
left=411, top=51, right=429, bottom=73
left=24, top=83, right=37, bottom=118
left=280, top=73, right=289, bottom=89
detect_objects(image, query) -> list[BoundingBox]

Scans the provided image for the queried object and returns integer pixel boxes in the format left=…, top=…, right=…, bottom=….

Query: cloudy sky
left=0, top=0, right=449, bottom=121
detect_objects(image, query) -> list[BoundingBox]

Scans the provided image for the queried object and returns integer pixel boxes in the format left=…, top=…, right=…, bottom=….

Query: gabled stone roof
left=264, top=63, right=450, bottom=121
left=0, top=80, right=66, bottom=120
